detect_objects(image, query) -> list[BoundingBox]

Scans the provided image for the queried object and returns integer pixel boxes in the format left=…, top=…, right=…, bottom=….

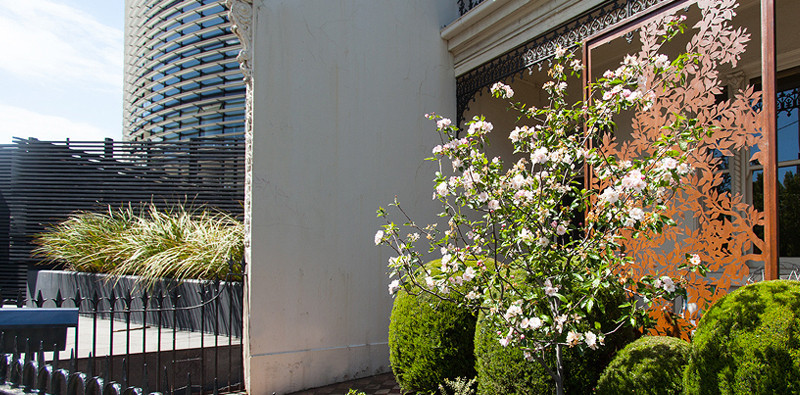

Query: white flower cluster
left=490, top=82, right=515, bottom=99
left=567, top=330, right=602, bottom=350
left=467, top=119, right=493, bottom=136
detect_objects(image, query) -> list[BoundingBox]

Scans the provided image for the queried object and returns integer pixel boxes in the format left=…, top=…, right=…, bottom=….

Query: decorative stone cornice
left=226, top=0, right=254, bottom=251
left=227, top=0, right=254, bottom=85
left=226, top=1, right=254, bottom=390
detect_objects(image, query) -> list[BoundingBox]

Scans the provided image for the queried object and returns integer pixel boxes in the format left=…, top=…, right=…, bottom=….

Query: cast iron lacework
left=457, top=0, right=487, bottom=16
left=777, top=87, right=800, bottom=115
left=456, top=0, right=670, bottom=127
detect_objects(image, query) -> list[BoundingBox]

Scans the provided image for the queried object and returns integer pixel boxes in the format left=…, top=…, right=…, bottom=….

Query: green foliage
left=33, top=207, right=137, bottom=273
left=474, top=311, right=552, bottom=395
left=683, top=280, right=800, bottom=394
left=389, top=259, right=477, bottom=394
left=346, top=390, right=366, bottom=395
left=34, top=203, right=244, bottom=285
left=438, top=376, right=477, bottom=395
left=596, top=336, right=690, bottom=395
left=475, top=288, right=637, bottom=394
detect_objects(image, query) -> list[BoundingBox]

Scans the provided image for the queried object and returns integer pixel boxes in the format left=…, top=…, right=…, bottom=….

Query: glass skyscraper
left=124, top=0, right=245, bottom=141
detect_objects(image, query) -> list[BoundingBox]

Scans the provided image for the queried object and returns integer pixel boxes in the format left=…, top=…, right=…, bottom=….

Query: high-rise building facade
left=124, top=0, right=245, bottom=141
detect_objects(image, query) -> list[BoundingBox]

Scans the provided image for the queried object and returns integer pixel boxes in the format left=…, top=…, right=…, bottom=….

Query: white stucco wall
left=245, top=1, right=457, bottom=393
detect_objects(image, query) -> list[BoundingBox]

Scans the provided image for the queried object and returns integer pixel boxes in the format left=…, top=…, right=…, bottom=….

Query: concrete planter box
left=27, top=270, right=242, bottom=337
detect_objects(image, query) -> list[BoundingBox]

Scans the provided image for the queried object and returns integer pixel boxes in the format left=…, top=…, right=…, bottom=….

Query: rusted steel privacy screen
left=588, top=1, right=764, bottom=338
left=0, top=138, right=245, bottom=298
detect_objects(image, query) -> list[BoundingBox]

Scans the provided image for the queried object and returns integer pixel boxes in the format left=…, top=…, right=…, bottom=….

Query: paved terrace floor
left=52, top=315, right=240, bottom=361
left=287, top=373, right=401, bottom=395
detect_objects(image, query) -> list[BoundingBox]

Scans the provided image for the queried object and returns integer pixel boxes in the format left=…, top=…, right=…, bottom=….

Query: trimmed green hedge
left=474, top=286, right=636, bottom=394
left=388, top=259, right=477, bottom=394
left=683, top=280, right=800, bottom=394
left=596, top=336, right=690, bottom=395
left=474, top=312, right=551, bottom=395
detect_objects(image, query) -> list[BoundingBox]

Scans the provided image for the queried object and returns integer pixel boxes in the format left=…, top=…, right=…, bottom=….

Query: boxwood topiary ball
left=683, top=280, right=800, bottom=394
left=474, top=284, right=636, bottom=394
left=388, top=259, right=477, bottom=394
left=595, top=336, right=690, bottom=395
left=474, top=311, right=552, bottom=395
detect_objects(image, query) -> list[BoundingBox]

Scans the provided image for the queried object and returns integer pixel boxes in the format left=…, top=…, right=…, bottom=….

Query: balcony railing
left=458, top=0, right=486, bottom=16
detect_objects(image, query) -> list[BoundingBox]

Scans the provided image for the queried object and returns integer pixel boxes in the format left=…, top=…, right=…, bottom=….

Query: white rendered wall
left=245, top=1, right=457, bottom=393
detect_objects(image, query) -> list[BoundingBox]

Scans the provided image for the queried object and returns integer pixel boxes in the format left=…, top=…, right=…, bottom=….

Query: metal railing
left=0, top=268, right=243, bottom=394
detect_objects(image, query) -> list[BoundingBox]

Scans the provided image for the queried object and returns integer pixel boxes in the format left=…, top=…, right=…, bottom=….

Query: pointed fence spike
left=24, top=337, right=31, bottom=363
left=55, top=289, right=65, bottom=307
left=186, top=372, right=191, bottom=395
left=72, top=288, right=82, bottom=310
left=122, top=358, right=128, bottom=389
left=104, top=355, right=110, bottom=381
left=12, top=336, right=19, bottom=361
left=163, top=365, right=169, bottom=394
left=35, top=290, right=45, bottom=308
left=37, top=341, right=45, bottom=366
left=53, top=343, right=60, bottom=368
left=70, top=349, right=76, bottom=373
left=141, top=362, right=148, bottom=394
left=109, top=290, right=118, bottom=321
left=92, top=291, right=100, bottom=309
left=16, top=289, right=24, bottom=307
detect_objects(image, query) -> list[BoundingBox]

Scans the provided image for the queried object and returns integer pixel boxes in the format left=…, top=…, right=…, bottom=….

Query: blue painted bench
left=0, top=308, right=79, bottom=352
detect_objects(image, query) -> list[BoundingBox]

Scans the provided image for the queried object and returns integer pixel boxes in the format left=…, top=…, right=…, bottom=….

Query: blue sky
left=0, top=0, right=123, bottom=144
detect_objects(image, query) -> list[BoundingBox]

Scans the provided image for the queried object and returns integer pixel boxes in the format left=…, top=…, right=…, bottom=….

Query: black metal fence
left=0, top=137, right=245, bottom=299
left=0, top=145, right=18, bottom=300
left=0, top=266, right=243, bottom=394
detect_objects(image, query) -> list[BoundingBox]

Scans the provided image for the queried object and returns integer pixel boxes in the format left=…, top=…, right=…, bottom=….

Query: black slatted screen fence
left=0, top=145, right=14, bottom=297
left=0, top=137, right=244, bottom=299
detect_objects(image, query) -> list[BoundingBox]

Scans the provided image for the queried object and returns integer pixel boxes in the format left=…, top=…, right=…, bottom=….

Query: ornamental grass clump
left=34, top=206, right=137, bottom=274
left=372, top=3, right=755, bottom=393
left=35, top=204, right=244, bottom=285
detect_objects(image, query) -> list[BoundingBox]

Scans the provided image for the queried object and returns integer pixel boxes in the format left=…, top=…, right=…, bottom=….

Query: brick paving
left=287, top=373, right=401, bottom=395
